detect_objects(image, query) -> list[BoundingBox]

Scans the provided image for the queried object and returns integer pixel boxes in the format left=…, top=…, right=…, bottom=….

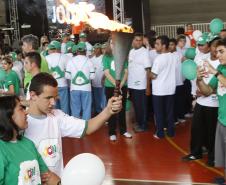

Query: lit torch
left=59, top=0, right=134, bottom=96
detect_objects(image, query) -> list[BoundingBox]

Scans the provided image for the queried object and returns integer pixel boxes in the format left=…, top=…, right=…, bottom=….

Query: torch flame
left=59, top=0, right=133, bottom=33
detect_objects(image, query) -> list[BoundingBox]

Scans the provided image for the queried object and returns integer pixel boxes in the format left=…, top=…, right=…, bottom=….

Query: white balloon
left=61, top=153, right=105, bottom=185
left=192, top=30, right=202, bottom=41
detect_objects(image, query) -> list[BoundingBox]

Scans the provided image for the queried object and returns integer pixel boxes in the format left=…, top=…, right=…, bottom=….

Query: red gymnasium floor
left=62, top=118, right=223, bottom=185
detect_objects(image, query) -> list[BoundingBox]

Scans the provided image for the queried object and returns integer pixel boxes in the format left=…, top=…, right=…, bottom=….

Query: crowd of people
left=0, top=24, right=226, bottom=184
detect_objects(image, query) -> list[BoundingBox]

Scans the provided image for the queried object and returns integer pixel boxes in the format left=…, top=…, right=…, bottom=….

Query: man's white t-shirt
left=24, top=109, right=87, bottom=177
left=91, top=55, right=104, bottom=88
left=66, top=55, right=95, bottom=91
left=85, top=42, right=93, bottom=57
left=46, top=53, right=70, bottom=87
left=128, top=47, right=151, bottom=90
left=191, top=52, right=210, bottom=95
left=151, top=52, right=177, bottom=96
left=149, top=49, right=159, bottom=67
left=173, top=51, right=185, bottom=86
left=196, top=58, right=220, bottom=107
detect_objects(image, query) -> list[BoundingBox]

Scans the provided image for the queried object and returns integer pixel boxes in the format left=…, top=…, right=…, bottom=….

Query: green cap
left=101, top=42, right=108, bottom=49
left=77, top=42, right=87, bottom=51
left=79, top=32, right=87, bottom=38
left=197, top=33, right=209, bottom=45
left=66, top=41, right=75, bottom=53
left=47, top=40, right=61, bottom=50
left=93, top=43, right=102, bottom=49
left=207, top=32, right=220, bottom=43
left=9, top=52, right=17, bottom=61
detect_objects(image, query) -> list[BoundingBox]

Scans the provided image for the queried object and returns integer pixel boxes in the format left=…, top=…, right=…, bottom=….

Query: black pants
left=190, top=103, right=218, bottom=162
left=175, top=85, right=186, bottom=120
left=129, top=89, right=147, bottom=130
left=184, top=79, right=193, bottom=114
left=105, top=87, right=127, bottom=136
left=152, top=95, right=175, bottom=138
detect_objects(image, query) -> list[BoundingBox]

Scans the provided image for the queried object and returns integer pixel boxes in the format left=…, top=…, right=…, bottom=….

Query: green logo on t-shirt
left=50, top=66, right=65, bottom=79
left=72, top=71, right=90, bottom=85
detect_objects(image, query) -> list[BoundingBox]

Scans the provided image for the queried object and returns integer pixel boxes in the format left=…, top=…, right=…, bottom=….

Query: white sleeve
left=56, top=110, right=88, bottom=138
left=151, top=56, right=163, bottom=75
left=142, top=50, right=152, bottom=69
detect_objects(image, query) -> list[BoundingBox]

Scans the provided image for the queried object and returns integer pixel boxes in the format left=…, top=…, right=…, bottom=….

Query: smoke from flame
left=60, top=0, right=133, bottom=33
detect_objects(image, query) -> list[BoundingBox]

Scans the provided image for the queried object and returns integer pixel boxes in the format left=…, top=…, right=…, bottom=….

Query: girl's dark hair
left=0, top=95, right=21, bottom=141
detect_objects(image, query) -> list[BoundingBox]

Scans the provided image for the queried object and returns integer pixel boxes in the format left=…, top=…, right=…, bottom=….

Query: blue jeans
left=70, top=90, right=92, bottom=120
left=56, top=86, right=70, bottom=115
left=92, top=87, right=106, bottom=113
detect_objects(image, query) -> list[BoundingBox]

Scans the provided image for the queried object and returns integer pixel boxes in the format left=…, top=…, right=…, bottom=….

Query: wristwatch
left=215, top=71, right=222, bottom=78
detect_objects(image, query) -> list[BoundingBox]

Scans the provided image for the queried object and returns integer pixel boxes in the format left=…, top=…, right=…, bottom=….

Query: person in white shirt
left=91, top=43, right=106, bottom=114
left=46, top=40, right=70, bottom=115
left=182, top=36, right=220, bottom=167
left=169, top=38, right=186, bottom=123
left=66, top=42, right=95, bottom=120
left=150, top=35, right=177, bottom=138
left=79, top=32, right=93, bottom=58
left=128, top=33, right=151, bottom=132
left=24, top=72, right=122, bottom=177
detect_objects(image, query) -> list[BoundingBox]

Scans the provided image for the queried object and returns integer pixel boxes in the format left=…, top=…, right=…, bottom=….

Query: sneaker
left=184, top=113, right=193, bottom=118
left=153, top=134, right=161, bottom=139
left=181, top=154, right=201, bottom=161
left=175, top=121, right=180, bottom=125
left=213, top=177, right=225, bottom=184
left=206, top=160, right=214, bottom=167
left=123, top=132, right=132, bottom=138
left=178, top=118, right=186, bottom=123
left=109, top=135, right=117, bottom=141
left=133, top=127, right=145, bottom=133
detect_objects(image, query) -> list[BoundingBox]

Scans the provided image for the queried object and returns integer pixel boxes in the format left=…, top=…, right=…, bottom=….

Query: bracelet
left=215, top=71, right=222, bottom=78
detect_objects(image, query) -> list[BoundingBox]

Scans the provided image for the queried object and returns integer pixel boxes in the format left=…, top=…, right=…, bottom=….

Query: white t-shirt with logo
left=191, top=52, right=210, bottom=95
left=46, top=53, right=70, bottom=87
left=66, top=55, right=95, bottom=91
left=151, top=52, right=177, bottom=96
left=91, top=55, right=104, bottom=87
left=196, top=58, right=220, bottom=107
left=24, top=109, right=87, bottom=177
left=128, top=47, right=151, bottom=90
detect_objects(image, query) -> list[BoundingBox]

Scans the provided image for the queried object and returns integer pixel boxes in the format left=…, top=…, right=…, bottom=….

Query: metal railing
left=151, top=22, right=226, bottom=38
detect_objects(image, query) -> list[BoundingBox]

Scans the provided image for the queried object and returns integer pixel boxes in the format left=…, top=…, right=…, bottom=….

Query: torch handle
left=114, top=80, right=121, bottom=97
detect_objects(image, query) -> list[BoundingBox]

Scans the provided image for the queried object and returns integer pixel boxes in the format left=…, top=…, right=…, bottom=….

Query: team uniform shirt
left=66, top=55, right=95, bottom=91
left=102, top=55, right=128, bottom=88
left=12, top=60, right=24, bottom=86
left=196, top=58, right=220, bottom=107
left=128, top=47, right=151, bottom=90
left=46, top=53, right=70, bottom=87
left=61, top=43, right=66, bottom=54
left=85, top=42, right=93, bottom=57
left=91, top=55, right=104, bottom=88
left=151, top=52, right=177, bottom=96
left=24, top=109, right=88, bottom=177
left=2, top=70, right=20, bottom=95
left=149, top=49, right=159, bottom=67
left=209, top=65, right=226, bottom=125
left=173, top=51, right=185, bottom=86
left=0, top=68, right=6, bottom=89
left=0, top=137, right=48, bottom=185
left=191, top=52, right=210, bottom=95
left=24, top=55, right=49, bottom=87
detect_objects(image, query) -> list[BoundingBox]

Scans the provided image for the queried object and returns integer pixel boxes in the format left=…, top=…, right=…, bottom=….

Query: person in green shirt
left=0, top=57, right=20, bottom=95
left=21, top=34, right=49, bottom=88
left=197, top=38, right=226, bottom=183
left=0, top=95, right=60, bottom=185
left=102, top=43, right=132, bottom=141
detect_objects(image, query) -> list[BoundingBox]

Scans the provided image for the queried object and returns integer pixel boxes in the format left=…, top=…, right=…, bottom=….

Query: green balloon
left=209, top=18, right=224, bottom=35
left=185, top=48, right=196, bottom=60
left=181, top=59, right=197, bottom=80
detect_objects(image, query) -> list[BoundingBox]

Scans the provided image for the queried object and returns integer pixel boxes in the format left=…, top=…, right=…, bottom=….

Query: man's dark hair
left=149, top=38, right=156, bottom=48
left=177, top=34, right=186, bottom=41
left=30, top=72, right=58, bottom=95
left=176, top=27, right=185, bottom=35
left=21, top=34, right=39, bottom=50
left=25, top=52, right=41, bottom=69
left=134, top=32, right=143, bottom=38
left=221, top=29, right=226, bottom=32
left=156, top=35, right=170, bottom=49
left=216, top=38, right=226, bottom=48
left=0, top=96, right=21, bottom=141
left=169, top=38, right=177, bottom=45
